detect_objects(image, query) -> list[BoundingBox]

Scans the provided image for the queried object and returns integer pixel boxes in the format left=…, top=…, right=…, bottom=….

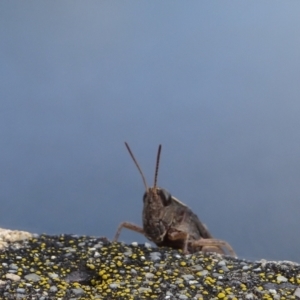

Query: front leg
left=167, top=231, right=190, bottom=254
left=113, top=221, right=145, bottom=242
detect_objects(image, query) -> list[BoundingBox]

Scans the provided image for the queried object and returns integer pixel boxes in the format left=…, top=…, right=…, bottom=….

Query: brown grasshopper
left=113, top=142, right=236, bottom=256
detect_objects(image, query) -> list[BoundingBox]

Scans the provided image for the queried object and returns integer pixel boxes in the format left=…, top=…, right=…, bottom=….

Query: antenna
left=124, top=142, right=148, bottom=190
left=153, top=145, right=162, bottom=188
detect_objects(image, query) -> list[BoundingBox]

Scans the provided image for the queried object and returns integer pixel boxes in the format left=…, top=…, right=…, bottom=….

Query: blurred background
left=1, top=2, right=300, bottom=262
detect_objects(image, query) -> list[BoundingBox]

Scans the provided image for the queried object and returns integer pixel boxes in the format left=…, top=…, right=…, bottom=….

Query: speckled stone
left=0, top=230, right=300, bottom=299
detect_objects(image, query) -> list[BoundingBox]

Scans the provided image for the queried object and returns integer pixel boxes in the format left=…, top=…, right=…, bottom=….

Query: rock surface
left=0, top=228, right=299, bottom=299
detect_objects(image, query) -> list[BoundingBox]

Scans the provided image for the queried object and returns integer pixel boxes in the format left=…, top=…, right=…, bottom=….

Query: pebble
left=193, top=265, right=203, bottom=271
left=8, top=264, right=18, bottom=270
left=109, top=283, right=119, bottom=289
left=150, top=251, right=161, bottom=261
left=218, top=260, right=226, bottom=266
left=138, top=287, right=151, bottom=293
left=145, top=242, right=152, bottom=248
left=130, top=268, right=137, bottom=275
left=94, top=251, right=100, bottom=258
left=48, top=273, right=59, bottom=279
left=145, top=272, right=155, bottom=279
left=277, top=275, right=288, bottom=283
left=181, top=274, right=194, bottom=281
left=71, top=288, right=84, bottom=296
left=294, top=287, right=300, bottom=297
left=49, top=286, right=58, bottom=293
left=5, top=273, right=20, bottom=281
left=199, top=270, right=209, bottom=276
left=24, top=273, right=41, bottom=282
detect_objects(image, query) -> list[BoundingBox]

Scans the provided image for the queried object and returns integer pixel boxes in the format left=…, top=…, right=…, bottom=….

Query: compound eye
left=143, top=192, right=147, bottom=203
left=159, top=188, right=172, bottom=206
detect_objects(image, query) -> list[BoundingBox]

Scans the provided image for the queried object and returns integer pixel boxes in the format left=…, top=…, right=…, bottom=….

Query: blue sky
left=1, top=2, right=300, bottom=262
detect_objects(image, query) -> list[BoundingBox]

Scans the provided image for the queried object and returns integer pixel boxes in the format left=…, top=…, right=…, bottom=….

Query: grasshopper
left=113, top=143, right=236, bottom=256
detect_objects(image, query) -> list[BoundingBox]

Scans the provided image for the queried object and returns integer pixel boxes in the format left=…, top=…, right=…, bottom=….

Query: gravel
left=0, top=228, right=299, bottom=299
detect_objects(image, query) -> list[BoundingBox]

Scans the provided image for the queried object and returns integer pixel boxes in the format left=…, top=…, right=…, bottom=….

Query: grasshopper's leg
left=191, top=238, right=236, bottom=257
left=167, top=231, right=190, bottom=254
left=113, top=222, right=145, bottom=242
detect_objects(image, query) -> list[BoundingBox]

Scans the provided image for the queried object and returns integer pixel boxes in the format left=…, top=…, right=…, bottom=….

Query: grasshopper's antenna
left=125, top=142, right=148, bottom=190
left=153, top=145, right=162, bottom=188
